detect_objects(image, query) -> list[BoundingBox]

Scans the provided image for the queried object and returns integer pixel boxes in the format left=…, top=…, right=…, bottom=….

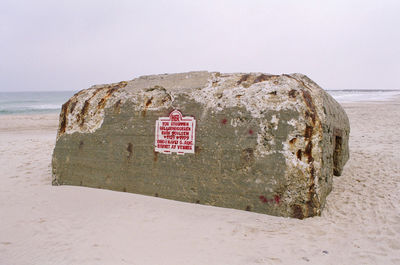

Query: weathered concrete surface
left=52, top=71, right=350, bottom=219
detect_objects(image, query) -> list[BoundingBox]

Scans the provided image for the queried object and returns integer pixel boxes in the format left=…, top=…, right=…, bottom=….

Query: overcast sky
left=1, top=0, right=399, bottom=91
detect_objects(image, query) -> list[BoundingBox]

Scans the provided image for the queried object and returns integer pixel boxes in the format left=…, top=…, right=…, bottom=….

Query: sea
left=0, top=89, right=399, bottom=115
left=0, top=91, right=76, bottom=115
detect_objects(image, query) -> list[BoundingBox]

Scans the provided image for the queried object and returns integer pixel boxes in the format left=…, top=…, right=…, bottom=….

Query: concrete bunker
left=52, top=71, right=350, bottom=219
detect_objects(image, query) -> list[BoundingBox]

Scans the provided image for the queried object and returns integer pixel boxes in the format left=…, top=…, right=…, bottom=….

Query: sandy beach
left=0, top=98, right=399, bottom=265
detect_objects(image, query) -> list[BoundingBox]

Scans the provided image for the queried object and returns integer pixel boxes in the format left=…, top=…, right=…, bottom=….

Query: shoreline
left=0, top=97, right=399, bottom=264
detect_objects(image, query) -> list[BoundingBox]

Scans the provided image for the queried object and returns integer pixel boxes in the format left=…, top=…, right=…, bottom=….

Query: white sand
left=1, top=98, right=399, bottom=265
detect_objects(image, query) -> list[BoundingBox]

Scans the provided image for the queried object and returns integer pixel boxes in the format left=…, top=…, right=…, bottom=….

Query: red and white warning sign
left=155, top=110, right=196, bottom=155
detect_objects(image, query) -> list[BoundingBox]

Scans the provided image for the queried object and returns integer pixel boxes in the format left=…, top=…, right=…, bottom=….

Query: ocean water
left=326, top=89, right=400, bottom=103
left=0, top=89, right=399, bottom=115
left=0, top=91, right=76, bottom=115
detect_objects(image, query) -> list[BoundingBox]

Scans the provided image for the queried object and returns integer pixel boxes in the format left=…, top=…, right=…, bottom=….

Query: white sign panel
left=154, top=110, right=196, bottom=155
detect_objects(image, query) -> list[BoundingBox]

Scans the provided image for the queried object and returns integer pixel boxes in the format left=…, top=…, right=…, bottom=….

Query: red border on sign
left=154, top=110, right=196, bottom=155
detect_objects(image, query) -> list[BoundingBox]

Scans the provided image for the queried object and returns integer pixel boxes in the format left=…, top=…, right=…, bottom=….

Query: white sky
left=1, top=0, right=399, bottom=91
